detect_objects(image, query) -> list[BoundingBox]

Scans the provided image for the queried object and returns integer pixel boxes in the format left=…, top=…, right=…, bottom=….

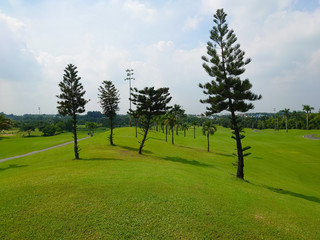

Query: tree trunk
left=176, top=125, right=178, bottom=136
left=139, top=126, right=149, bottom=154
left=306, top=113, right=309, bottom=130
left=286, top=118, right=288, bottom=133
left=184, top=129, right=186, bottom=137
left=165, top=125, right=168, bottom=142
left=110, top=118, right=113, bottom=145
left=171, top=127, right=174, bottom=144
left=194, top=126, right=196, bottom=139
left=207, top=132, right=209, bottom=152
left=73, top=114, right=79, bottom=159
left=231, top=110, right=244, bottom=179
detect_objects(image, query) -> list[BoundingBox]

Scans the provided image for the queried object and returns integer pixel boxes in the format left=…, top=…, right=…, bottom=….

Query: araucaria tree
left=98, top=80, right=120, bottom=145
left=57, top=64, right=88, bottom=159
left=199, top=9, right=261, bottom=179
left=130, top=87, right=172, bottom=154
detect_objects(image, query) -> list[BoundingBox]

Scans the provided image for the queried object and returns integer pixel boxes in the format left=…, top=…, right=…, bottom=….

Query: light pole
left=125, top=69, right=135, bottom=126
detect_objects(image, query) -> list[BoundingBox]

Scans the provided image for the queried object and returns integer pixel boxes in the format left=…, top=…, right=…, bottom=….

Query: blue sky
left=1, top=0, right=319, bottom=115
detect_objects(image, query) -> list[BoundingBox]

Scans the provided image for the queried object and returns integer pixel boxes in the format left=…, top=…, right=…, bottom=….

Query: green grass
left=0, top=127, right=106, bottom=159
left=0, top=127, right=319, bottom=239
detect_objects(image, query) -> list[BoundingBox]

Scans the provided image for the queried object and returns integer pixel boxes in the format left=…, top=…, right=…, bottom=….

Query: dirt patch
left=303, top=134, right=320, bottom=140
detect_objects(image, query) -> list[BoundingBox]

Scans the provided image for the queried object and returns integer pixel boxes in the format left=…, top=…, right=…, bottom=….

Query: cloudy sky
left=0, top=0, right=319, bottom=115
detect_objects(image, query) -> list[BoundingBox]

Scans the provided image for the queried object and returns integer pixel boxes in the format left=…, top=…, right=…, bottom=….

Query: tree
left=20, top=123, right=35, bottom=137
left=164, top=112, right=176, bottom=144
left=42, top=125, right=57, bottom=136
left=171, top=104, right=185, bottom=135
left=181, top=122, right=189, bottom=137
left=130, top=87, right=172, bottom=154
left=192, top=120, right=198, bottom=139
left=302, top=105, right=314, bottom=130
left=202, top=121, right=217, bottom=152
left=98, top=80, right=120, bottom=145
left=199, top=9, right=261, bottom=179
left=281, top=108, right=290, bottom=133
left=85, top=122, right=97, bottom=136
left=0, top=114, right=12, bottom=131
left=57, top=64, right=88, bottom=159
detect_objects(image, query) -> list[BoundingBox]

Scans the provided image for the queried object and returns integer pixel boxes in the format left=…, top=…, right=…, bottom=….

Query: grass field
left=0, top=127, right=106, bottom=159
left=0, top=126, right=319, bottom=239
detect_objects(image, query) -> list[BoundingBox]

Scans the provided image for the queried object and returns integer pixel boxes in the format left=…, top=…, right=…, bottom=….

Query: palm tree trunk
left=207, top=132, right=209, bottom=152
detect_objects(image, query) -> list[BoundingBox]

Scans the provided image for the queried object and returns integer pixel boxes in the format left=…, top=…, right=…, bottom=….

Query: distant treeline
left=2, top=110, right=320, bottom=131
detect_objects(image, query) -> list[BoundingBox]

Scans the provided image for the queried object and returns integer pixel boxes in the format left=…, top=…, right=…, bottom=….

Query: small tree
left=202, top=121, right=217, bottom=152
left=130, top=87, right=172, bottom=154
left=20, top=123, right=35, bottom=137
left=85, top=122, right=97, bottom=136
left=192, top=120, right=198, bottom=139
left=199, top=9, right=261, bottom=179
left=57, top=64, right=88, bottom=159
left=181, top=122, right=189, bottom=137
left=165, top=112, right=176, bottom=144
left=0, top=114, right=12, bottom=131
left=281, top=108, right=290, bottom=133
left=302, top=105, right=314, bottom=130
left=171, top=104, right=186, bottom=136
left=98, top=80, right=120, bottom=145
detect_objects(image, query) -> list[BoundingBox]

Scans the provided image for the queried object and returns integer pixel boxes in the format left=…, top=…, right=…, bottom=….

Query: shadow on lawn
left=80, top=158, right=122, bottom=161
left=216, top=152, right=234, bottom=158
left=162, top=156, right=213, bottom=168
left=0, top=164, right=29, bottom=171
left=264, top=185, right=320, bottom=204
left=117, top=145, right=153, bottom=154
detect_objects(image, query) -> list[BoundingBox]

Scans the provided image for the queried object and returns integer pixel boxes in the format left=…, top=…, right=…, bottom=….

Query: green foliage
left=130, top=87, right=172, bottom=153
left=19, top=123, right=35, bottom=137
left=199, top=9, right=261, bottom=179
left=41, top=125, right=57, bottom=136
left=98, top=80, right=120, bottom=145
left=0, top=114, right=12, bottom=130
left=85, top=122, right=97, bottom=136
left=202, top=121, right=217, bottom=152
left=56, top=64, right=88, bottom=159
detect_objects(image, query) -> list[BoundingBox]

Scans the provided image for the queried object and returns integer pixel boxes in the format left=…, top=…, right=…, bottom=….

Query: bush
left=42, top=125, right=57, bottom=136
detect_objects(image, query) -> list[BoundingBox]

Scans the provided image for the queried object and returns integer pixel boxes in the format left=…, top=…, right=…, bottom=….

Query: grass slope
left=0, top=127, right=319, bottom=239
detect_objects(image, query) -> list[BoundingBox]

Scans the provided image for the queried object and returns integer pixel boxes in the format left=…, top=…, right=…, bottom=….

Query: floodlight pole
left=125, top=69, right=135, bottom=126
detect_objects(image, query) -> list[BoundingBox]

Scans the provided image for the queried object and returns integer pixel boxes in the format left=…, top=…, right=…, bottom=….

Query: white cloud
left=183, top=16, right=201, bottom=31
left=123, top=0, right=157, bottom=23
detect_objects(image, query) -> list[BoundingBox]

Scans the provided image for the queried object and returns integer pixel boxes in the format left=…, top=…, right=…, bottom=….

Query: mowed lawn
left=0, top=126, right=319, bottom=239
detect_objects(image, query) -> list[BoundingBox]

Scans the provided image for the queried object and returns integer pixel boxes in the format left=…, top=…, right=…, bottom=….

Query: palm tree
left=202, top=121, right=217, bottom=152
left=181, top=123, right=189, bottom=137
left=281, top=108, right=290, bottom=133
left=303, top=105, right=314, bottom=130
left=164, top=113, right=176, bottom=144
left=192, top=120, right=198, bottom=138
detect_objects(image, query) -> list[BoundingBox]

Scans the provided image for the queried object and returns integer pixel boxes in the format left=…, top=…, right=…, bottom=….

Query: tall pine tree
left=98, top=80, right=120, bottom=145
left=57, top=64, right=88, bottom=159
left=199, top=9, right=261, bottom=179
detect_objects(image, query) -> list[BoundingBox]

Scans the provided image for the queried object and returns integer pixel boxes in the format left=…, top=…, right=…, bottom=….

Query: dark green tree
left=0, top=114, right=12, bottom=130
left=130, top=87, right=172, bottom=154
left=199, top=9, right=261, bottom=179
left=98, top=80, right=120, bottom=145
left=57, top=64, right=88, bottom=159
left=302, top=105, right=314, bottom=130
left=192, top=120, right=198, bottom=139
left=202, top=121, right=217, bottom=152
left=20, top=123, right=35, bottom=137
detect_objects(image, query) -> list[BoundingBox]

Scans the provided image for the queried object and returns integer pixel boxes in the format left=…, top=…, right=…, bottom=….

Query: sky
left=0, top=0, right=319, bottom=115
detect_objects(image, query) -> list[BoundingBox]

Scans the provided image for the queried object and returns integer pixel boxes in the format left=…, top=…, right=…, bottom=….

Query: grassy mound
left=0, top=127, right=319, bottom=239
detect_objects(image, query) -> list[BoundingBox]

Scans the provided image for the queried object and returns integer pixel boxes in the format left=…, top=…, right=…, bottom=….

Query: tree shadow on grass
left=263, top=185, right=320, bottom=204
left=162, top=156, right=213, bottom=168
left=80, top=157, right=122, bottom=161
left=216, top=152, right=234, bottom=158
left=117, top=145, right=153, bottom=154
left=0, top=164, right=29, bottom=171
